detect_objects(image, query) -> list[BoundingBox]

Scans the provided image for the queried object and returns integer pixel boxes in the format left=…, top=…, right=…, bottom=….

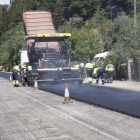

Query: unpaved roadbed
left=0, top=77, right=140, bottom=139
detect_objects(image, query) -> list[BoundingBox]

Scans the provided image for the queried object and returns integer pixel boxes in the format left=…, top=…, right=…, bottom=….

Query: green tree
left=0, top=23, right=26, bottom=70
left=59, top=22, right=103, bottom=61
left=53, top=0, right=66, bottom=29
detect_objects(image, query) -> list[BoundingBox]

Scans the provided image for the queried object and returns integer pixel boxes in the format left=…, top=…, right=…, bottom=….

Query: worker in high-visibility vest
left=79, top=63, right=85, bottom=77
left=85, top=60, right=93, bottom=84
left=12, top=64, right=21, bottom=87
left=105, top=61, right=115, bottom=83
left=93, top=67, right=104, bottom=85
left=74, top=62, right=79, bottom=68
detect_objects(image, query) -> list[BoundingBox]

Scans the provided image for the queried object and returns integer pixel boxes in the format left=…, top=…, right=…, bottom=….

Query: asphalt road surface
left=1, top=71, right=140, bottom=118
left=0, top=72, right=140, bottom=139
left=38, top=81, right=140, bottom=118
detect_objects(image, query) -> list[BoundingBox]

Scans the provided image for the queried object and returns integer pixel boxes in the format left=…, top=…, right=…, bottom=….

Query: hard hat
left=80, top=63, right=84, bottom=67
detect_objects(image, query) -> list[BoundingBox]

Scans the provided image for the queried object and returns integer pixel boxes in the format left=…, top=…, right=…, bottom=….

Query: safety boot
left=102, top=80, right=104, bottom=85
left=96, top=79, right=99, bottom=84
left=89, top=81, right=92, bottom=84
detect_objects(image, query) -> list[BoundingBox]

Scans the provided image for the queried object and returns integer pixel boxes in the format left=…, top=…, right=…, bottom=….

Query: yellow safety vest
left=93, top=68, right=98, bottom=74
left=85, top=63, right=93, bottom=70
left=105, top=64, right=114, bottom=72
left=74, top=64, right=79, bottom=68
left=13, top=65, right=20, bottom=72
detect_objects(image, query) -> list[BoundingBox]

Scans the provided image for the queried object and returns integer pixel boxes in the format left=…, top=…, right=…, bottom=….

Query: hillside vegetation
left=0, top=0, right=139, bottom=73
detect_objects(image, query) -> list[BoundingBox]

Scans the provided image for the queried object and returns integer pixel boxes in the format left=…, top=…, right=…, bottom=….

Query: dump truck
left=21, top=11, right=83, bottom=86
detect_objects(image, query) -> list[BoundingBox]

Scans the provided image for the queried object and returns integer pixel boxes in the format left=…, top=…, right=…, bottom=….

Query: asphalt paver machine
left=21, top=33, right=83, bottom=85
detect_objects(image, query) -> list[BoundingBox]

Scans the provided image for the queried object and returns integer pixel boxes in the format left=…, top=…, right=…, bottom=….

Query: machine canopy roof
left=26, top=33, right=71, bottom=42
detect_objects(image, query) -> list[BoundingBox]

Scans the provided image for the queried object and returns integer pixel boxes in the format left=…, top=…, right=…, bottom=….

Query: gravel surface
left=0, top=75, right=140, bottom=140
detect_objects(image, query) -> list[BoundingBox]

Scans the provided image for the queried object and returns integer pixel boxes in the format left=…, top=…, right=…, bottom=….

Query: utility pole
left=134, top=0, right=137, bottom=43
left=111, top=6, right=116, bottom=23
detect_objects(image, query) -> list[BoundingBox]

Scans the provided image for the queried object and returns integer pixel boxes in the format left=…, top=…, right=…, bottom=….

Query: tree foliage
left=0, top=23, right=26, bottom=70
left=0, top=0, right=139, bottom=73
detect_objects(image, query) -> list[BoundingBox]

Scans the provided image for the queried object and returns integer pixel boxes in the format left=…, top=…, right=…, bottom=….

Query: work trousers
left=87, top=70, right=93, bottom=82
left=12, top=71, right=19, bottom=87
left=96, top=69, right=104, bottom=85
left=80, top=67, right=85, bottom=76
left=106, top=71, right=113, bottom=83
